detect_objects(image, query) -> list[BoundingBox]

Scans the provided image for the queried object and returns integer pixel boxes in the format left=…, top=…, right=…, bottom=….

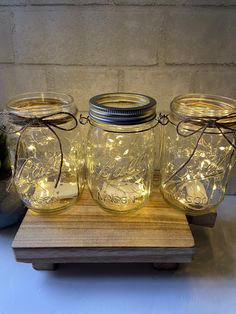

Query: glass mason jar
left=86, top=93, right=157, bottom=214
left=6, top=92, right=85, bottom=213
left=160, top=94, right=236, bottom=215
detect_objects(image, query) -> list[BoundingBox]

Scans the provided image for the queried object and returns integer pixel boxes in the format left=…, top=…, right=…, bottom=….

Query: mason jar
left=160, top=94, right=236, bottom=215
left=86, top=93, right=157, bottom=214
left=6, top=92, right=85, bottom=213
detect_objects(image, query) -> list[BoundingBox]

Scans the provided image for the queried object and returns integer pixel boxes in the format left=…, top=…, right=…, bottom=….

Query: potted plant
left=0, top=128, right=26, bottom=229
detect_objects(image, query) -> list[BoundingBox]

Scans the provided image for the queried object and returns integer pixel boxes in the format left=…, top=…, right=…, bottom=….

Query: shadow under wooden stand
left=12, top=187, right=216, bottom=271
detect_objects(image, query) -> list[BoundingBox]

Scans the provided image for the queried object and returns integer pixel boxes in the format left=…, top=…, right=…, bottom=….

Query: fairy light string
left=2, top=110, right=235, bottom=190
left=0, top=111, right=78, bottom=189
left=163, top=113, right=236, bottom=185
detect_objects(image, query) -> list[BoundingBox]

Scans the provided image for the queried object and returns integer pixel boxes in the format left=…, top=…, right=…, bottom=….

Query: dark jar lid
left=89, top=93, right=157, bottom=125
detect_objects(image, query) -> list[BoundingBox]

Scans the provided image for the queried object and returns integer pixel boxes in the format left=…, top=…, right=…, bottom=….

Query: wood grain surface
left=12, top=188, right=195, bottom=266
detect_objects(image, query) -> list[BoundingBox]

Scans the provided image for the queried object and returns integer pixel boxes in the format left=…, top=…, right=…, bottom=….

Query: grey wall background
left=0, top=0, right=236, bottom=112
left=0, top=0, right=236, bottom=192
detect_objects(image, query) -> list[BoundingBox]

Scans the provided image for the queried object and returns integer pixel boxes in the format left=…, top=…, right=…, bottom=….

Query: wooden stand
left=12, top=188, right=200, bottom=271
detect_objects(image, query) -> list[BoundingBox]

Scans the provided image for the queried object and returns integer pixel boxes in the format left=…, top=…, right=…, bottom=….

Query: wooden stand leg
left=152, top=263, right=179, bottom=270
left=32, top=262, right=57, bottom=271
left=187, top=212, right=217, bottom=228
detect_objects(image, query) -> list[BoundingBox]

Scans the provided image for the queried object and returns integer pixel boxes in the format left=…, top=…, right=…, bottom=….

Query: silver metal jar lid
left=89, top=93, right=157, bottom=125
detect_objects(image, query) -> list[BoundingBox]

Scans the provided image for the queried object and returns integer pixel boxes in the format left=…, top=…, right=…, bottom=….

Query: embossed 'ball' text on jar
left=160, top=94, right=236, bottom=216
left=6, top=92, right=85, bottom=214
left=86, top=93, right=157, bottom=214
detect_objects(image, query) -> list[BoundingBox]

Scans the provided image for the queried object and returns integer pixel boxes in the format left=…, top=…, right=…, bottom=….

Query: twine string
left=0, top=111, right=78, bottom=188
left=79, top=114, right=91, bottom=125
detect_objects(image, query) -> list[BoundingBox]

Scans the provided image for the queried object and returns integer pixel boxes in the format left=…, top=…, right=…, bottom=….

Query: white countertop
left=1, top=196, right=236, bottom=314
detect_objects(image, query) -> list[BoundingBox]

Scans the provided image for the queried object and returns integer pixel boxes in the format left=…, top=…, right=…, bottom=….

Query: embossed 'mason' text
left=97, top=190, right=138, bottom=204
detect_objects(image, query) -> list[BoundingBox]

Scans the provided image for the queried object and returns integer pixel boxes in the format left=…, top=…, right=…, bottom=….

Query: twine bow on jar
left=0, top=111, right=78, bottom=189
left=164, top=113, right=236, bottom=184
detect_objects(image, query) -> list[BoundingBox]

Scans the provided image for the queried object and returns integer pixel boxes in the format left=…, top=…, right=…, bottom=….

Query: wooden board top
left=12, top=187, right=194, bottom=250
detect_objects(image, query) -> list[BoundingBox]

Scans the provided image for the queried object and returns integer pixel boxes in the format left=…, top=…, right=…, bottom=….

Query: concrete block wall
left=0, top=0, right=236, bottom=191
left=0, top=1, right=236, bottom=111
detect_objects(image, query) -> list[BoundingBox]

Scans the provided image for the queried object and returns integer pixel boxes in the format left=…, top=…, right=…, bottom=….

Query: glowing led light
left=179, top=198, right=186, bottom=204
left=40, top=181, right=45, bottom=188
left=28, top=145, right=35, bottom=151
left=201, top=159, right=211, bottom=168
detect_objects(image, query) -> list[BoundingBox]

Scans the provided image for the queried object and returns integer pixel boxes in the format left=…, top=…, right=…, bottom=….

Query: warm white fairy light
left=28, top=145, right=35, bottom=151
